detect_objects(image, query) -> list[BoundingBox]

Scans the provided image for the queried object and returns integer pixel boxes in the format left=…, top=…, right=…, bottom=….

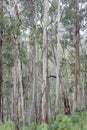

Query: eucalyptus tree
left=3, top=0, right=25, bottom=129
left=55, top=0, right=60, bottom=118
left=42, top=0, right=48, bottom=123
left=29, top=0, right=39, bottom=123
left=0, top=0, right=3, bottom=122
left=73, top=0, right=80, bottom=110
left=13, top=1, right=26, bottom=129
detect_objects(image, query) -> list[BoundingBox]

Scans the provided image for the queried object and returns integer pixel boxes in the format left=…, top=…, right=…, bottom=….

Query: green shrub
left=0, top=121, right=15, bottom=130
left=70, top=110, right=87, bottom=130
left=58, top=116, right=72, bottom=130
left=83, top=124, right=87, bottom=130
left=27, top=122, right=37, bottom=130
left=23, top=110, right=87, bottom=130
left=52, top=115, right=72, bottom=130
left=4, top=121, right=15, bottom=130
left=71, top=112, right=80, bottom=124
left=37, top=124, right=48, bottom=130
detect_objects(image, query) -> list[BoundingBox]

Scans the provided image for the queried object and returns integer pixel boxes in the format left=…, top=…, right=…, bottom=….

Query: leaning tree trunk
left=73, top=0, right=80, bottom=110
left=0, top=0, right=3, bottom=122
left=42, top=0, right=48, bottom=124
left=55, top=0, right=60, bottom=118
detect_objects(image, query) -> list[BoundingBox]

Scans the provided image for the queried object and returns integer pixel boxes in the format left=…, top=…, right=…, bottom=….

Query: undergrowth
left=1, top=110, right=87, bottom=130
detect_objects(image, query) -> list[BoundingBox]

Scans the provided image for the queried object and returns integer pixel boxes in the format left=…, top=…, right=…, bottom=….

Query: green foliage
left=3, top=17, right=21, bottom=36
left=29, top=27, right=43, bottom=45
left=71, top=111, right=81, bottom=124
left=58, top=116, right=72, bottom=130
left=2, top=43, right=14, bottom=68
left=71, top=110, right=87, bottom=130
left=37, top=124, right=48, bottom=130
left=52, top=115, right=72, bottom=130
left=35, top=28, right=43, bottom=45
left=50, top=111, right=87, bottom=130
left=22, top=111, right=87, bottom=130
left=49, top=1, right=57, bottom=15
left=25, top=123, right=48, bottom=130
left=24, top=122, right=37, bottom=130
left=0, top=121, right=15, bottom=130
left=2, top=16, right=23, bottom=69
left=19, top=47, right=28, bottom=64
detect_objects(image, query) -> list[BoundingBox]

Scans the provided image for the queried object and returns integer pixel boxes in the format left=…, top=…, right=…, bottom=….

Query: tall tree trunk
left=18, top=61, right=26, bottom=128
left=29, top=1, right=39, bottom=123
left=84, top=60, right=87, bottom=108
left=73, top=0, right=80, bottom=110
left=55, top=0, right=60, bottom=118
left=35, top=0, right=39, bottom=123
left=12, top=2, right=20, bottom=129
left=13, top=63, right=19, bottom=130
left=0, top=0, right=3, bottom=122
left=29, top=39, right=38, bottom=123
left=42, top=0, right=48, bottom=123
left=29, top=45, right=36, bottom=122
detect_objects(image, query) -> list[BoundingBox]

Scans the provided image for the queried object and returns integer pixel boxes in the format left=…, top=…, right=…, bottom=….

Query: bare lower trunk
left=13, top=65, right=19, bottom=130
left=29, top=47, right=36, bottom=122
left=18, top=61, right=25, bottom=128
left=29, top=1, right=39, bottom=122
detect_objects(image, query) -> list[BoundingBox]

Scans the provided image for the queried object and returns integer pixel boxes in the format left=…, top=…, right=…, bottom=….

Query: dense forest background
left=0, top=0, right=87, bottom=130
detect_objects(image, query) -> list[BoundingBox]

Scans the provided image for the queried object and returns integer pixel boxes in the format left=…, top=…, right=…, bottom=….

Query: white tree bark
left=35, top=0, right=39, bottom=122
left=29, top=0, right=39, bottom=123
left=13, top=62, right=19, bottom=130
left=42, top=0, right=48, bottom=123
left=55, top=0, right=60, bottom=118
